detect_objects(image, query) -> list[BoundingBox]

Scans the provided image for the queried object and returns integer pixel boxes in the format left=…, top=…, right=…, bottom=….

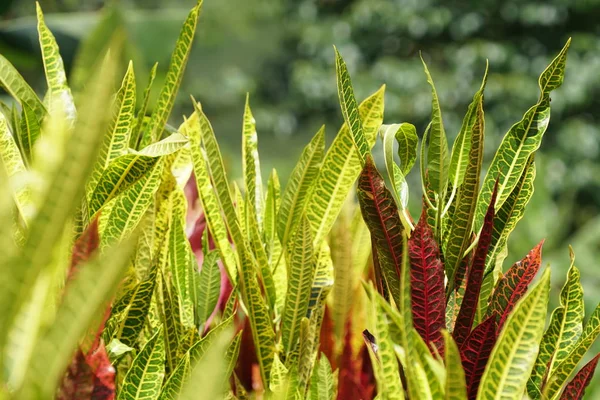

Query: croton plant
left=0, top=1, right=597, bottom=399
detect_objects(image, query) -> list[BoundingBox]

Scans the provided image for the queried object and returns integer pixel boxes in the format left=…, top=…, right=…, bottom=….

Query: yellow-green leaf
left=477, top=268, right=550, bottom=400
left=242, top=94, right=263, bottom=223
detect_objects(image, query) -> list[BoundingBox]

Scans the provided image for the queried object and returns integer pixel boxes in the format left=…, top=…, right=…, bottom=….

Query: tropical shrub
left=0, top=1, right=597, bottom=400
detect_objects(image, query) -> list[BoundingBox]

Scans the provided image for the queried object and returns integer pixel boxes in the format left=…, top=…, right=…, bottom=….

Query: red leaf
left=487, top=240, right=544, bottom=331
left=453, top=182, right=498, bottom=348
left=460, top=316, right=497, bottom=400
left=408, top=208, right=446, bottom=356
left=57, top=343, right=116, bottom=400
left=57, top=349, right=94, bottom=400
left=68, top=216, right=100, bottom=283
left=357, top=156, right=404, bottom=305
left=338, top=319, right=372, bottom=400
left=560, top=353, right=600, bottom=400
left=86, top=343, right=116, bottom=400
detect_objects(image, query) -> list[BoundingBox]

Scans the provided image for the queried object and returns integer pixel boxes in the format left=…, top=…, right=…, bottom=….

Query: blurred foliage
left=1, top=0, right=599, bottom=389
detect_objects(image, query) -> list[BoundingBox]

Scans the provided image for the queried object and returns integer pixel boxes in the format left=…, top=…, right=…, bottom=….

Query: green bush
left=0, top=1, right=597, bottom=399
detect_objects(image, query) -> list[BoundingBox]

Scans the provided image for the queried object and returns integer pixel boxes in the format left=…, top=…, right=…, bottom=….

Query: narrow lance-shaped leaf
left=282, top=217, right=315, bottom=361
left=0, top=55, right=46, bottom=120
left=159, top=353, right=190, bottom=400
left=186, top=109, right=238, bottom=281
left=357, top=155, right=403, bottom=307
left=459, top=317, right=497, bottom=400
left=148, top=1, right=202, bottom=142
left=453, top=183, right=497, bottom=348
left=444, top=331, right=468, bottom=400
left=196, top=251, right=221, bottom=328
left=131, top=63, right=157, bottom=149
left=278, top=126, right=325, bottom=248
left=477, top=268, right=550, bottom=400
left=444, top=93, right=485, bottom=292
left=264, top=169, right=281, bottom=258
left=17, top=103, right=41, bottom=166
left=36, top=3, right=76, bottom=121
left=310, top=354, right=335, bottom=400
left=448, top=62, right=488, bottom=189
left=334, top=47, right=369, bottom=164
left=18, top=239, right=135, bottom=398
left=159, top=273, right=183, bottom=375
left=117, top=328, right=166, bottom=400
left=487, top=241, right=544, bottom=331
left=409, top=208, right=445, bottom=356
left=559, top=353, right=599, bottom=400
left=0, top=49, right=117, bottom=354
left=421, top=55, right=449, bottom=197
left=303, top=86, right=384, bottom=246
left=365, top=285, right=404, bottom=400
left=242, top=94, right=263, bottom=223
left=475, top=39, right=570, bottom=231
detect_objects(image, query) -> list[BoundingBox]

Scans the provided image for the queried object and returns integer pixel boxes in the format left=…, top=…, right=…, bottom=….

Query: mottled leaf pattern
left=444, top=331, right=468, bottom=400
left=242, top=94, right=263, bottom=223
left=477, top=269, right=550, bottom=400
left=559, top=353, right=599, bottom=400
left=460, top=317, right=497, bottom=400
left=357, top=156, right=403, bottom=306
left=409, top=209, right=445, bottom=356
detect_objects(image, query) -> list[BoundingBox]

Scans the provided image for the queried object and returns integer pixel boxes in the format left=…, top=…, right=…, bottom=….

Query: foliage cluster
left=0, top=2, right=598, bottom=399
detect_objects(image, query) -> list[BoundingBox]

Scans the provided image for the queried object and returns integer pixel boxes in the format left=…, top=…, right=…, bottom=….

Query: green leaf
left=18, top=239, right=134, bottom=398
left=101, top=163, right=163, bottom=246
left=421, top=55, right=449, bottom=197
left=366, top=285, right=404, bottom=400
left=0, top=112, right=29, bottom=220
left=443, top=94, right=485, bottom=293
left=334, top=47, right=369, bottom=164
left=303, top=86, right=384, bottom=245
left=36, top=2, right=76, bottom=122
left=484, top=155, right=536, bottom=276
left=88, top=61, right=136, bottom=197
left=196, top=251, right=221, bottom=328
left=106, top=265, right=158, bottom=347
left=131, top=63, right=158, bottom=149
left=148, top=1, right=202, bottom=142
left=477, top=268, right=550, bottom=400
left=448, top=63, right=488, bottom=189
left=443, top=331, right=467, bottom=400
left=168, top=194, right=195, bottom=328
left=278, top=126, right=325, bottom=248
left=282, top=216, right=315, bottom=361
left=0, top=49, right=117, bottom=355
left=543, top=303, right=600, bottom=398
left=186, top=106, right=238, bottom=282
left=17, top=103, right=41, bottom=167
left=0, top=55, right=46, bottom=120
left=264, top=169, right=281, bottom=261
left=242, top=94, right=263, bottom=223
left=529, top=262, right=584, bottom=397
left=159, top=273, right=184, bottom=375
left=118, top=328, right=166, bottom=400
left=310, top=354, right=335, bottom=400
left=475, top=39, right=570, bottom=231
left=179, top=325, right=233, bottom=400
left=159, top=353, right=191, bottom=400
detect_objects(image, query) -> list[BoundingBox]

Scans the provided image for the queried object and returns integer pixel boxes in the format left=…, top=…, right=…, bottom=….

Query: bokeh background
left=2, top=0, right=599, bottom=395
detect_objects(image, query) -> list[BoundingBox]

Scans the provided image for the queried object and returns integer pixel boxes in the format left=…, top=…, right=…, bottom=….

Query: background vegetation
left=1, top=0, right=599, bottom=394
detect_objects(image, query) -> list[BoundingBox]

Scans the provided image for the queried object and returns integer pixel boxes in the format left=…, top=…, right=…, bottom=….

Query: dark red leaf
left=319, top=305, right=336, bottom=370
left=460, top=316, right=497, bottom=400
left=453, top=182, right=498, bottom=348
left=357, top=156, right=404, bottom=306
left=338, top=318, right=374, bottom=400
left=57, top=349, right=94, bottom=400
left=560, top=353, right=600, bottom=400
left=487, top=240, right=544, bottom=331
left=86, top=343, right=116, bottom=400
left=68, top=216, right=100, bottom=283
left=408, top=208, right=446, bottom=356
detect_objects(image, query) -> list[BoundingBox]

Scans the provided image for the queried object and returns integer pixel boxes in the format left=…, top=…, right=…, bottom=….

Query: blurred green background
left=2, top=0, right=599, bottom=394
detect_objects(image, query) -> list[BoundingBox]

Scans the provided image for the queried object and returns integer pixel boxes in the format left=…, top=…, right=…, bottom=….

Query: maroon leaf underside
left=408, top=209, right=446, bottom=356
left=357, top=156, right=404, bottom=306
left=453, top=182, right=498, bottom=348
left=338, top=317, right=372, bottom=400
left=560, top=353, right=600, bottom=400
left=460, top=316, right=497, bottom=400
left=68, top=216, right=100, bottom=283
left=487, top=240, right=544, bottom=331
